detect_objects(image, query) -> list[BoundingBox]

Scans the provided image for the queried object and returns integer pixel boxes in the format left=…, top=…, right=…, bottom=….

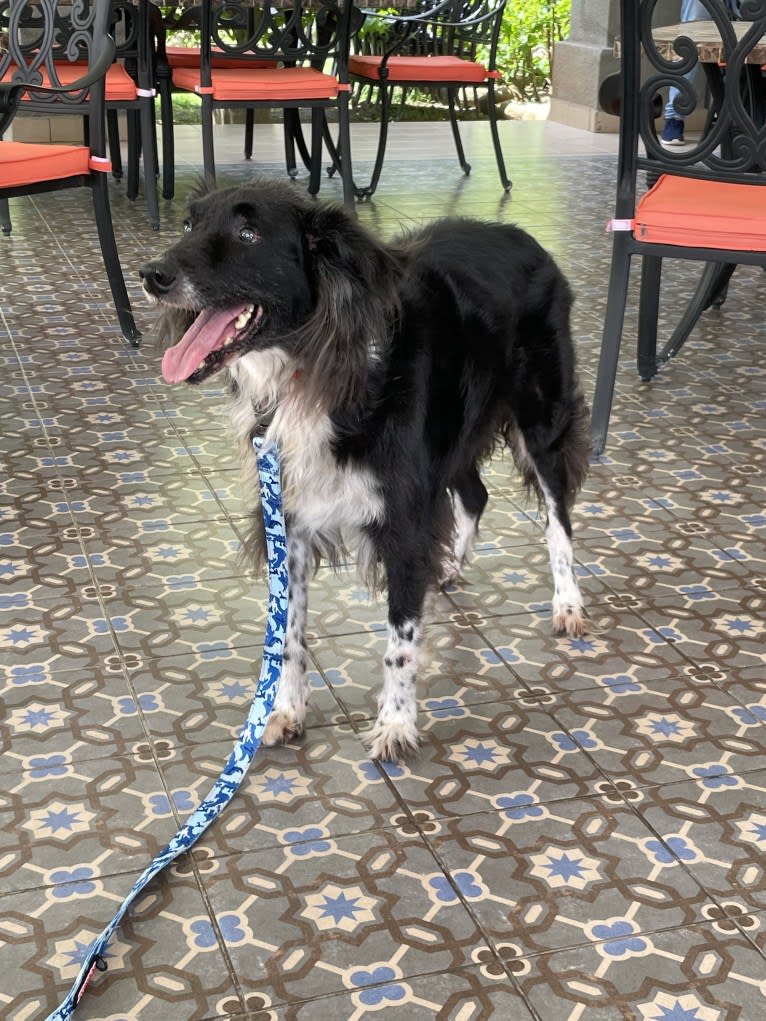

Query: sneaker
left=661, top=117, right=685, bottom=146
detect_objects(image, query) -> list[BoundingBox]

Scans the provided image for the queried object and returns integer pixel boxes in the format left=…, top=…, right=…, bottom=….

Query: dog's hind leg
left=514, top=426, right=588, bottom=638
left=441, top=467, right=488, bottom=586
left=537, top=476, right=586, bottom=638
left=263, top=527, right=311, bottom=746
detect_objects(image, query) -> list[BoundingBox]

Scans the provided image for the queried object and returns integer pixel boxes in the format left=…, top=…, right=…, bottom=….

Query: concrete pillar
left=549, top=0, right=682, bottom=132
left=548, top=0, right=621, bottom=131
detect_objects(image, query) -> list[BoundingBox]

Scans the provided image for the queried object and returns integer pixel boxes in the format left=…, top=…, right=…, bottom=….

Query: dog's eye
left=239, top=227, right=258, bottom=244
left=183, top=219, right=192, bottom=234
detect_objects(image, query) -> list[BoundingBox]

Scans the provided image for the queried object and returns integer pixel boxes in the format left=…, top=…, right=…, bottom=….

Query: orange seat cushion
left=0, top=140, right=90, bottom=187
left=172, top=66, right=340, bottom=100
left=2, top=62, right=138, bottom=101
left=349, top=54, right=489, bottom=84
left=166, top=45, right=277, bottom=71
left=635, top=175, right=766, bottom=251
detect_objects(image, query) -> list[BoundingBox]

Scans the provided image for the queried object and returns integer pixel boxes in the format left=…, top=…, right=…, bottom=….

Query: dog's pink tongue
left=161, top=305, right=250, bottom=383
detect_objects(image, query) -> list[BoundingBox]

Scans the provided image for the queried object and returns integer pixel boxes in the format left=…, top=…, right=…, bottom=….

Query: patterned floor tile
left=633, top=769, right=766, bottom=913
left=550, top=681, right=766, bottom=789
left=196, top=829, right=495, bottom=1009
left=1, top=751, right=180, bottom=895
left=304, top=566, right=458, bottom=638
left=0, top=662, right=146, bottom=770
left=516, top=921, right=766, bottom=1021
left=154, top=728, right=404, bottom=856
left=575, top=522, right=753, bottom=599
left=0, top=510, right=94, bottom=596
left=424, top=801, right=710, bottom=957
left=471, top=606, right=689, bottom=698
left=638, top=591, right=766, bottom=672
left=104, top=577, right=270, bottom=662
left=81, top=516, right=244, bottom=591
left=245, top=964, right=535, bottom=1020
left=3, top=120, right=766, bottom=1020
left=0, top=590, right=121, bottom=675
left=128, top=647, right=345, bottom=749
left=104, top=466, right=248, bottom=525
left=373, top=700, right=603, bottom=819
left=444, top=542, right=606, bottom=622
left=1, top=870, right=240, bottom=1021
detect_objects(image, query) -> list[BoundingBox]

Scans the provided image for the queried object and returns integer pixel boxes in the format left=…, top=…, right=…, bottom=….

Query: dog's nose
left=139, top=262, right=176, bottom=295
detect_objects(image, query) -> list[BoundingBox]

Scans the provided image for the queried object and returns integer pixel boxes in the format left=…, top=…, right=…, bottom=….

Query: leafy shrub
left=495, top=0, right=571, bottom=102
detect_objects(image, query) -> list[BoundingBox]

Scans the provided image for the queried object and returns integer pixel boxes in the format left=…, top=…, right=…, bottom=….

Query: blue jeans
left=664, top=0, right=712, bottom=120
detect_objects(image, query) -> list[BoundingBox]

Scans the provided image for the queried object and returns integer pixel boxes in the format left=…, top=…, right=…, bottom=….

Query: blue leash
left=45, top=438, right=288, bottom=1021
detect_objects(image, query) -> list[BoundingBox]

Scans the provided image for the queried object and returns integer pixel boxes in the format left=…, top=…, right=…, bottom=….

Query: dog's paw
left=365, top=717, right=420, bottom=764
left=262, top=710, right=305, bottom=747
left=439, top=557, right=464, bottom=589
left=552, top=604, right=587, bottom=638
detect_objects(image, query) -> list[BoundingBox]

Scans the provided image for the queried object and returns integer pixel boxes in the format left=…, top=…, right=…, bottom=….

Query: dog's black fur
left=140, top=179, right=589, bottom=761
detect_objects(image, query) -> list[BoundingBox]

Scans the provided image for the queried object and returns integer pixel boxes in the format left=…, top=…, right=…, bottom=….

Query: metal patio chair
left=591, top=0, right=766, bottom=455
left=166, top=0, right=357, bottom=205
left=0, top=0, right=141, bottom=344
left=347, top=0, right=511, bottom=199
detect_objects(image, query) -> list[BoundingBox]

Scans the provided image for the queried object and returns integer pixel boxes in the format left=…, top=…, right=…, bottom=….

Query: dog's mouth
left=161, top=303, right=264, bottom=384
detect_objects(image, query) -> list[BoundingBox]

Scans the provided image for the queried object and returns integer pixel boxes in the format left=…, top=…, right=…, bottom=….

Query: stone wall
left=549, top=0, right=707, bottom=132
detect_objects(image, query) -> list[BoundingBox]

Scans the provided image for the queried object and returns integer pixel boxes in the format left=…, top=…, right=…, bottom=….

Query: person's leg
left=663, top=1, right=711, bottom=140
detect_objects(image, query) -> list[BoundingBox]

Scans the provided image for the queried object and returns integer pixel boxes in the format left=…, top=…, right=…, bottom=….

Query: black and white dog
left=140, top=180, right=589, bottom=762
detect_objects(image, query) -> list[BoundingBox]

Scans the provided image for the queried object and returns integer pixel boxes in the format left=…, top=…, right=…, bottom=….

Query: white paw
left=262, top=709, right=305, bottom=746
left=365, top=715, right=420, bottom=763
left=552, top=603, right=587, bottom=638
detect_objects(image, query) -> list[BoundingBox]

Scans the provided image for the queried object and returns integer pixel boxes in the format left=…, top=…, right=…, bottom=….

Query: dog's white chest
left=230, top=352, right=384, bottom=538
left=274, top=412, right=383, bottom=536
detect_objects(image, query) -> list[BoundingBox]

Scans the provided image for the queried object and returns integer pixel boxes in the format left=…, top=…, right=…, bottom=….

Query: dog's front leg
left=263, top=526, right=311, bottom=746
left=366, top=555, right=427, bottom=762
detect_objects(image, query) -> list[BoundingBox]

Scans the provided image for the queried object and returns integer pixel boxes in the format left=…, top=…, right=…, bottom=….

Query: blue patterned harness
left=46, top=438, right=288, bottom=1021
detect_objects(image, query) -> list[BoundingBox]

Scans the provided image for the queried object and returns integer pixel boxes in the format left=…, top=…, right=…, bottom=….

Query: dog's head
left=140, top=180, right=401, bottom=409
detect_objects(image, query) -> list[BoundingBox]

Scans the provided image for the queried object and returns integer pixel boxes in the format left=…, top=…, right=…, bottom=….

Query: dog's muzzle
left=139, top=261, right=177, bottom=298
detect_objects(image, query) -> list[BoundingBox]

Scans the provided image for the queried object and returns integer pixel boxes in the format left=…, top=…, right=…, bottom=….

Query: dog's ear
left=291, top=204, right=401, bottom=411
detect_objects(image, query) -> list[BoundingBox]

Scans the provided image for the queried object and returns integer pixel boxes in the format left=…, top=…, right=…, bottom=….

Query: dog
left=140, top=179, right=589, bottom=762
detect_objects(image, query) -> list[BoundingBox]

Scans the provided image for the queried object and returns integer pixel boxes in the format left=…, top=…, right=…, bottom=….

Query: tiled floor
left=2, top=117, right=766, bottom=1021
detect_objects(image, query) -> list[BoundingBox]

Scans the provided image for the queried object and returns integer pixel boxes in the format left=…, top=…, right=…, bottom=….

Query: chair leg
left=307, top=109, right=323, bottom=195
left=107, top=109, right=123, bottom=180
left=90, top=176, right=141, bottom=346
left=322, top=114, right=341, bottom=178
left=356, top=83, right=392, bottom=199
left=1, top=197, right=11, bottom=235
left=200, top=95, right=216, bottom=185
left=139, top=97, right=161, bottom=230
left=294, top=115, right=311, bottom=172
left=335, top=92, right=355, bottom=211
left=244, top=108, right=254, bottom=160
left=158, top=77, right=175, bottom=200
left=284, top=109, right=311, bottom=179
left=126, top=109, right=140, bottom=201
left=590, top=234, right=633, bottom=456
left=658, top=262, right=736, bottom=366
left=447, top=89, right=470, bottom=175
left=486, top=80, right=511, bottom=191
left=283, top=112, right=298, bottom=178
left=637, top=254, right=662, bottom=381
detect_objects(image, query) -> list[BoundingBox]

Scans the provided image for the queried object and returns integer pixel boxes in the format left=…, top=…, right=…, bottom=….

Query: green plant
left=494, top=0, right=571, bottom=102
